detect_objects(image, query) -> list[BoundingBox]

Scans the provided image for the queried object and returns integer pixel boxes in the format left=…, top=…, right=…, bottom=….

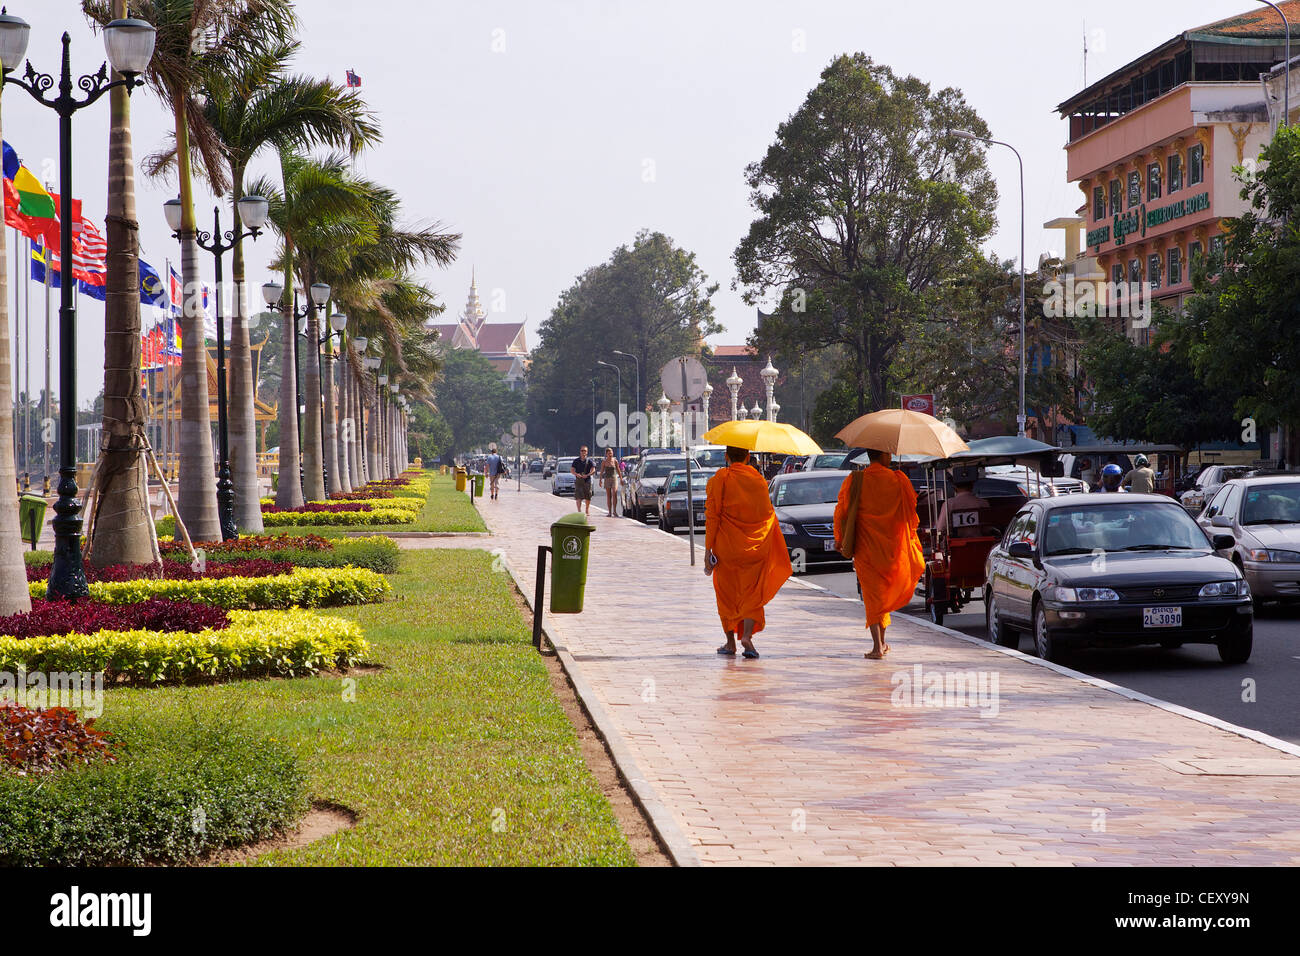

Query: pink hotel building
left=1056, top=2, right=1295, bottom=330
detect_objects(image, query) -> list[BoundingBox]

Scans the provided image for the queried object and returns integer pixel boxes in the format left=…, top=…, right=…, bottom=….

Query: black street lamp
left=166, top=198, right=267, bottom=540
left=0, top=14, right=156, bottom=599
left=317, top=311, right=347, bottom=494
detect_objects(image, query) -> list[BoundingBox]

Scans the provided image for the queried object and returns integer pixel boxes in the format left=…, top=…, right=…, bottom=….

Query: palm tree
left=248, top=151, right=375, bottom=504
left=96, top=0, right=295, bottom=540
left=192, top=44, right=378, bottom=524
left=76, top=0, right=161, bottom=569
left=0, top=85, right=31, bottom=614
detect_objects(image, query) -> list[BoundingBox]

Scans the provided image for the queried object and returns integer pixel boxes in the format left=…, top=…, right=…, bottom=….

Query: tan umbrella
left=835, top=409, right=968, bottom=458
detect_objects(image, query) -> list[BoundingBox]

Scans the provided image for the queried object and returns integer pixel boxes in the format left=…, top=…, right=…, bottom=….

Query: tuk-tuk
left=916, top=436, right=1064, bottom=625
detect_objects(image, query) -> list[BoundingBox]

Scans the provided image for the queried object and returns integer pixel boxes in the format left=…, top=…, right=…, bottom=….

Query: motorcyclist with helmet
left=1098, top=463, right=1127, bottom=493
left=1122, top=454, right=1156, bottom=494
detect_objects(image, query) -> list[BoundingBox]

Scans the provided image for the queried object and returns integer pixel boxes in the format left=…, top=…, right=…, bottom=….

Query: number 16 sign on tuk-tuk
left=916, top=436, right=1065, bottom=625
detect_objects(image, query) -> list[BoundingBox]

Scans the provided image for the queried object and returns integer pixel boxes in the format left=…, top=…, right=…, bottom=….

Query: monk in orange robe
left=704, top=446, right=793, bottom=658
left=833, top=449, right=924, bottom=659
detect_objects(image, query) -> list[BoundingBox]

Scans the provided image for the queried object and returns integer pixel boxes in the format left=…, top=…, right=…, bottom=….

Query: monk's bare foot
left=864, top=649, right=886, bottom=660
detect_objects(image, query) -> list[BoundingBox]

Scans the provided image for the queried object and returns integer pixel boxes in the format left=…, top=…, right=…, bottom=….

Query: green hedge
left=0, top=608, right=369, bottom=683
left=27, top=566, right=391, bottom=610
left=0, top=724, right=307, bottom=866
left=273, top=536, right=399, bottom=573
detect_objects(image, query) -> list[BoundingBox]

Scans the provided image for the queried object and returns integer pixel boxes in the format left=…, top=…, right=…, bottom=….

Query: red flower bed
left=159, top=534, right=333, bottom=556
left=329, top=488, right=394, bottom=501
left=0, top=598, right=229, bottom=640
left=26, top=558, right=293, bottom=584
left=2, top=703, right=115, bottom=774
left=262, top=502, right=370, bottom=514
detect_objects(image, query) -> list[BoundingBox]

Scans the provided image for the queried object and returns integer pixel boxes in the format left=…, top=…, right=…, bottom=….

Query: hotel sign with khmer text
left=1088, top=191, right=1210, bottom=250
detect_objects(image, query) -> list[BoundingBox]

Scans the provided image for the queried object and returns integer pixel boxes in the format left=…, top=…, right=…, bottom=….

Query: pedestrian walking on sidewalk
left=486, top=444, right=505, bottom=500
left=599, top=448, right=620, bottom=517
left=572, top=446, right=596, bottom=516
left=704, top=446, right=792, bottom=659
left=833, top=449, right=924, bottom=659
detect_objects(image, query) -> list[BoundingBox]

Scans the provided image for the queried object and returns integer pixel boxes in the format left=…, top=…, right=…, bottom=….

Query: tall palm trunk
left=91, top=0, right=159, bottom=569
left=335, top=349, right=351, bottom=493
left=0, top=88, right=31, bottom=615
left=228, top=162, right=263, bottom=531
left=367, top=379, right=380, bottom=481
left=173, top=90, right=220, bottom=542
left=321, top=332, right=340, bottom=495
left=274, top=243, right=303, bottom=508
left=301, top=290, right=325, bottom=501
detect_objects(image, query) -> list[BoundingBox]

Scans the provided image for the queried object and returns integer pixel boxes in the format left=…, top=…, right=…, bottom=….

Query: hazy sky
left=2, top=0, right=1275, bottom=402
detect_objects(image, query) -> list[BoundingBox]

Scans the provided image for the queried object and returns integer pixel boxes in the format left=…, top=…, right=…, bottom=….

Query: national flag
left=30, top=239, right=107, bottom=302
left=345, top=69, right=361, bottom=88
left=3, top=141, right=60, bottom=248
left=139, top=259, right=168, bottom=308
left=168, top=265, right=183, bottom=316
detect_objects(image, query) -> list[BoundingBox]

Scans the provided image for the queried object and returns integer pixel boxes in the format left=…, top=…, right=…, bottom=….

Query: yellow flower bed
left=0, top=608, right=368, bottom=684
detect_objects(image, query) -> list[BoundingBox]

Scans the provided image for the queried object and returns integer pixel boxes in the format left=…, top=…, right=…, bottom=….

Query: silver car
left=1198, top=476, right=1300, bottom=602
left=551, top=457, right=576, bottom=496
left=1180, top=464, right=1252, bottom=514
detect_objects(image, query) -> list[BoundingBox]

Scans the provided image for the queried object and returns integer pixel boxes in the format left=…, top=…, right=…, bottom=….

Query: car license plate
left=823, top=540, right=838, bottom=551
left=1143, top=606, right=1182, bottom=628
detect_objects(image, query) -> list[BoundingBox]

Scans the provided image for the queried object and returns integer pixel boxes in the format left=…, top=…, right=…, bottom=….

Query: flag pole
left=12, top=228, right=19, bottom=478
left=43, top=240, right=51, bottom=493
left=24, top=236, right=31, bottom=488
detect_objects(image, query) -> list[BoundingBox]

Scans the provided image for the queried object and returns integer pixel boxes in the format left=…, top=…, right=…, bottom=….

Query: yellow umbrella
left=835, top=408, right=968, bottom=458
left=702, top=420, right=823, bottom=456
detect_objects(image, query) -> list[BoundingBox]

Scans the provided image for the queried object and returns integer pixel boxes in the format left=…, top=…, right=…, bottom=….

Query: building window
left=1188, top=143, right=1204, bottom=186
left=1127, top=170, right=1142, bottom=208
left=1208, top=234, right=1225, bottom=273
left=1167, top=152, right=1182, bottom=192
left=1148, top=253, right=1162, bottom=289
left=1111, top=263, right=1124, bottom=286
left=1093, top=186, right=1105, bottom=221
left=1129, top=258, right=1141, bottom=287
left=1109, top=178, right=1122, bottom=217
left=1147, top=162, right=1162, bottom=200
left=1168, top=246, right=1181, bottom=285
left=1189, top=240, right=1203, bottom=268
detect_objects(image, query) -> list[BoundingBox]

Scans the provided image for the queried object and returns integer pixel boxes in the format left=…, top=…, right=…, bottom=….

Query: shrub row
left=28, top=567, right=391, bottom=610
left=262, top=501, right=371, bottom=513
left=25, top=558, right=293, bottom=584
left=0, top=608, right=368, bottom=683
left=0, top=724, right=307, bottom=865
left=154, top=535, right=398, bottom=573
left=1, top=598, right=229, bottom=639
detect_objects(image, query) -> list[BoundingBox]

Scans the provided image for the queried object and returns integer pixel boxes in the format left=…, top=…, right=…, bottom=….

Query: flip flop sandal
left=716, top=646, right=736, bottom=656
left=742, top=649, right=760, bottom=659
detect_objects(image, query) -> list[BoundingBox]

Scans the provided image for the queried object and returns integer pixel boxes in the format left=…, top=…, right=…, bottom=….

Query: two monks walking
left=703, top=444, right=923, bottom=661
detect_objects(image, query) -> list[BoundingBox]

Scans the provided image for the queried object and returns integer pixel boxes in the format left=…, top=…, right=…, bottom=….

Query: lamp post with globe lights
left=726, top=367, right=742, bottom=421
left=0, top=13, right=156, bottom=597
left=760, top=356, right=779, bottom=422
left=315, top=311, right=347, bottom=494
left=261, top=281, right=328, bottom=501
left=349, top=335, right=368, bottom=486
left=167, top=198, right=268, bottom=540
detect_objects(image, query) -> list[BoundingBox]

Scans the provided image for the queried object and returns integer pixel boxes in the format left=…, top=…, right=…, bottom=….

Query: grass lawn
left=270, top=473, right=487, bottom=536
left=94, top=547, right=635, bottom=866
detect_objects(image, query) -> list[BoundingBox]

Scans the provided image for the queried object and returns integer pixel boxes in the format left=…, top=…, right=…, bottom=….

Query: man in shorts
left=571, top=445, right=596, bottom=515
left=486, top=444, right=505, bottom=500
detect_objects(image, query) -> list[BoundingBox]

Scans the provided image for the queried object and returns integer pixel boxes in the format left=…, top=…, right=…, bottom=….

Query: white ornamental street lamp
left=760, top=356, right=778, bottom=422
left=750, top=400, right=763, bottom=421
left=701, top=382, right=713, bottom=432
left=726, top=367, right=742, bottom=421
left=770, top=400, right=780, bottom=422
left=656, top=393, right=671, bottom=447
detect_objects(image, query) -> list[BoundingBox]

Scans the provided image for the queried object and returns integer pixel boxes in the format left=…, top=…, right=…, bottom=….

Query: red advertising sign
left=902, top=393, right=935, bottom=416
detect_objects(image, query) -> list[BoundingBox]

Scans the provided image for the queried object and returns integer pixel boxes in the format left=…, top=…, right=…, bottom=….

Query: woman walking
left=600, top=448, right=620, bottom=517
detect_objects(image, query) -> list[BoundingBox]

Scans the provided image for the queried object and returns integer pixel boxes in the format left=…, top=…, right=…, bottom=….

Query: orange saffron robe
left=705, top=462, right=793, bottom=634
left=833, top=462, right=924, bottom=629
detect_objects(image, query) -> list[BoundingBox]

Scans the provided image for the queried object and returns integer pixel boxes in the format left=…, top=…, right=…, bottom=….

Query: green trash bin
left=473, top=474, right=485, bottom=496
left=455, top=468, right=467, bottom=492
left=550, top=512, right=595, bottom=613
left=18, top=493, right=46, bottom=550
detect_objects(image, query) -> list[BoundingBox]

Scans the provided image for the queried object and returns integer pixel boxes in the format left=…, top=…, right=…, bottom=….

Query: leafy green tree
left=1176, top=125, right=1300, bottom=462
left=436, top=350, right=524, bottom=459
left=736, top=53, right=997, bottom=414
left=526, top=230, right=720, bottom=452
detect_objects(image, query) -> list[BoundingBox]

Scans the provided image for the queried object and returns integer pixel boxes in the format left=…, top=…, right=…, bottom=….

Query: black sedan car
left=657, top=468, right=715, bottom=532
left=984, top=494, right=1252, bottom=664
left=769, top=471, right=853, bottom=572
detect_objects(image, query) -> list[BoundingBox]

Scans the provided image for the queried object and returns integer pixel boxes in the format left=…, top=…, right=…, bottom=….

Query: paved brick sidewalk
left=475, top=482, right=1300, bottom=866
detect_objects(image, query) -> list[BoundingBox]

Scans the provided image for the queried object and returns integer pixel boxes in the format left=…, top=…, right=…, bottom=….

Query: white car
left=551, top=457, right=576, bottom=496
